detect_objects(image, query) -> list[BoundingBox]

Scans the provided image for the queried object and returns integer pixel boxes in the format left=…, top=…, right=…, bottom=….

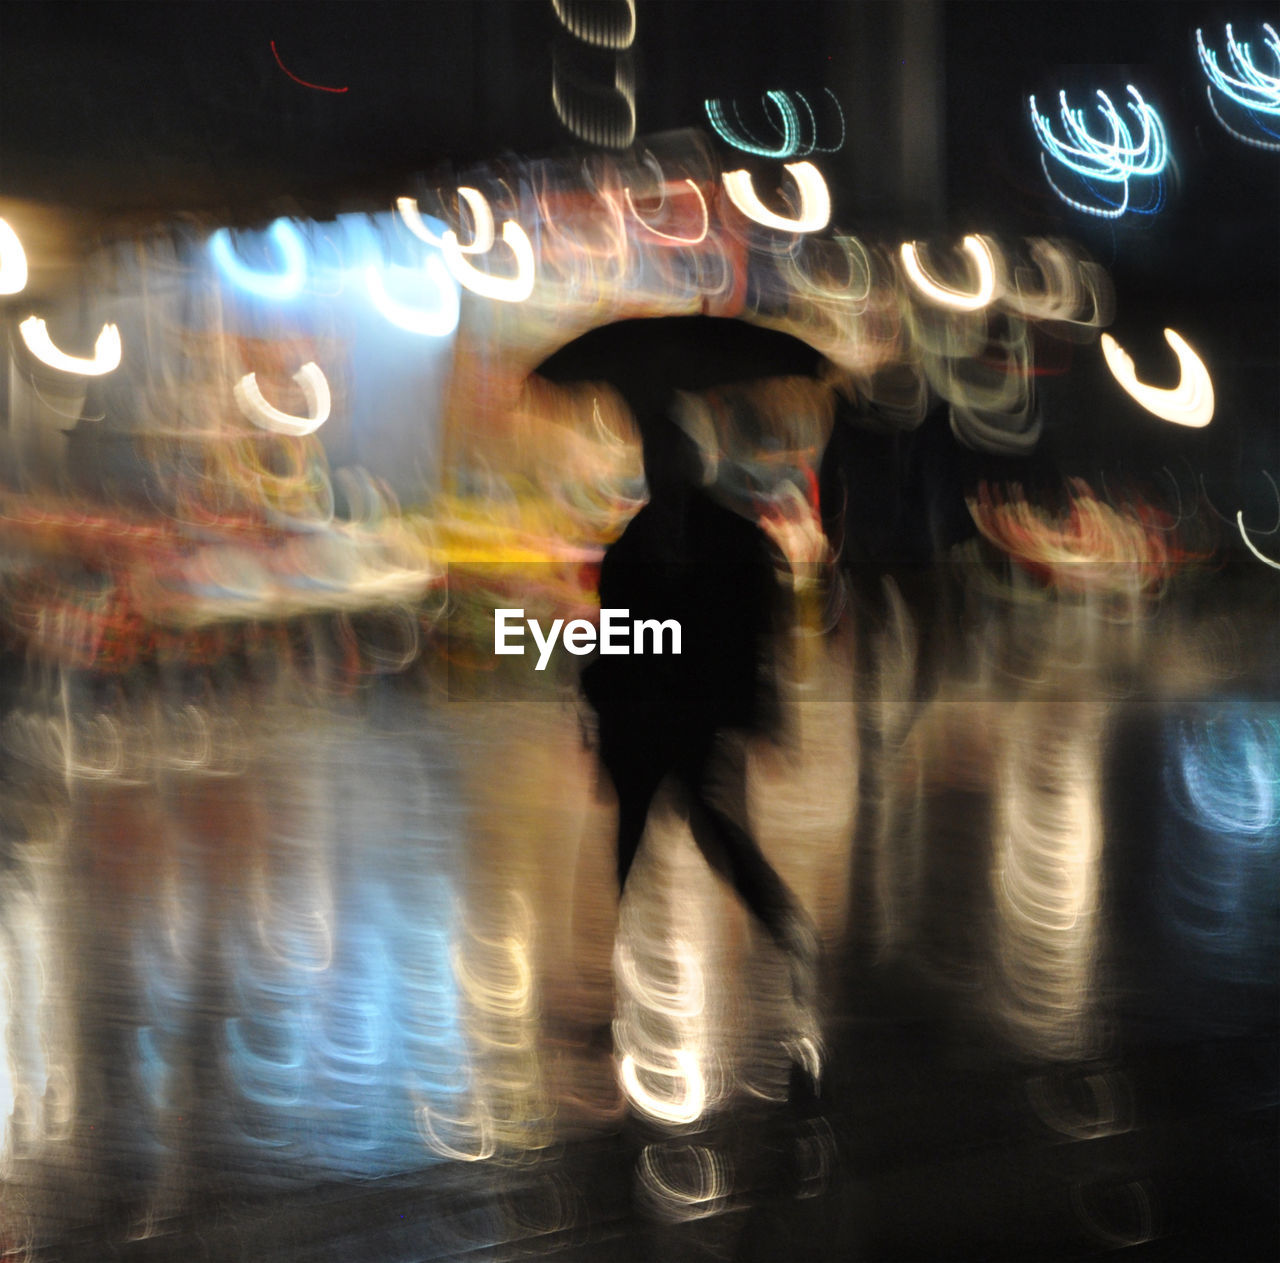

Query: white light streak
left=232, top=362, right=332, bottom=437
left=450, top=889, right=547, bottom=1150
left=551, top=53, right=636, bottom=149
left=533, top=169, right=630, bottom=281
left=1027, top=1070, right=1133, bottom=1140
left=1009, top=239, right=1112, bottom=326
left=1238, top=510, right=1280, bottom=570
left=551, top=0, right=636, bottom=49
left=1100, top=328, right=1214, bottom=427
left=1071, top=1180, right=1158, bottom=1249
left=364, top=257, right=460, bottom=337
left=417, top=1099, right=496, bottom=1162
left=395, top=197, right=441, bottom=246
left=637, top=1144, right=730, bottom=1220
left=721, top=161, right=831, bottom=233
left=1, top=935, right=14, bottom=1165
left=19, top=318, right=121, bottom=376
left=900, top=235, right=997, bottom=311
left=993, top=701, right=1106, bottom=1060
left=452, top=188, right=496, bottom=254
left=619, top=1047, right=707, bottom=1126
left=623, top=178, right=710, bottom=245
left=394, top=190, right=495, bottom=253
left=451, top=937, right=534, bottom=1018
left=0, top=218, right=28, bottom=295
left=441, top=220, right=536, bottom=303
left=64, top=713, right=126, bottom=781
left=615, top=939, right=704, bottom=1018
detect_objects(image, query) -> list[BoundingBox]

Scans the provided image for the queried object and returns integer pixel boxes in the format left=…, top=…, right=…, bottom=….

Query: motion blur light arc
left=365, top=258, right=460, bottom=337
left=441, top=220, right=536, bottom=303
left=210, top=221, right=308, bottom=301
left=1197, top=23, right=1280, bottom=150
left=1196, top=24, right=1280, bottom=113
left=705, top=88, right=845, bottom=158
left=551, top=0, right=636, bottom=50
left=233, top=362, right=332, bottom=437
left=721, top=161, right=831, bottom=233
left=19, top=318, right=121, bottom=376
left=1238, top=511, right=1280, bottom=570
left=1029, top=85, right=1169, bottom=217
left=706, top=91, right=802, bottom=158
left=1100, top=328, right=1214, bottom=427
left=0, top=219, right=29, bottom=295
left=623, top=179, right=710, bottom=245
left=395, top=190, right=495, bottom=253
left=900, top=236, right=997, bottom=311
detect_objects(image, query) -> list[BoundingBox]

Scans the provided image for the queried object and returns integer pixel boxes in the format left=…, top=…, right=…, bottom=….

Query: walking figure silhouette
left=581, top=405, right=820, bottom=1032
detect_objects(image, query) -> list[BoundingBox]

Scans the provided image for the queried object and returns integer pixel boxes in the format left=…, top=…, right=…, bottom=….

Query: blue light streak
left=1029, top=86, right=1170, bottom=218
left=1160, top=706, right=1280, bottom=970
left=365, top=258, right=461, bottom=338
left=707, top=91, right=800, bottom=158
left=209, top=219, right=309, bottom=301
left=1197, top=24, right=1280, bottom=113
left=220, top=866, right=469, bottom=1175
left=1197, top=24, right=1280, bottom=150
left=704, top=88, right=844, bottom=158
left=1171, top=709, right=1280, bottom=838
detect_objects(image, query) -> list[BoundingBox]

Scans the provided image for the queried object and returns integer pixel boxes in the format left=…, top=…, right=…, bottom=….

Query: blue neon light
left=210, top=219, right=309, bottom=301
left=1029, top=86, right=1170, bottom=218
left=705, top=88, right=844, bottom=158
left=1197, top=24, right=1280, bottom=150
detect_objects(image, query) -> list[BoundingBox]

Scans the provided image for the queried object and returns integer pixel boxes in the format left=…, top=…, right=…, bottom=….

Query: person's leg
left=677, top=730, right=808, bottom=952
left=614, top=780, right=657, bottom=893
left=598, top=724, right=667, bottom=894
left=678, top=728, right=826, bottom=1097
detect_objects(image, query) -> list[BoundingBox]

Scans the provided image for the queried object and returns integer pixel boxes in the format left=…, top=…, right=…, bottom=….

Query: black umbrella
left=533, top=315, right=827, bottom=424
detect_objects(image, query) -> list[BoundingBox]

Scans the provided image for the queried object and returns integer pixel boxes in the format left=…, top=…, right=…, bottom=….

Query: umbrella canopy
left=533, top=315, right=827, bottom=424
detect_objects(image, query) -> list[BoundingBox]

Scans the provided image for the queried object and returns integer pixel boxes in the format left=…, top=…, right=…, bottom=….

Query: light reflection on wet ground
left=0, top=592, right=1276, bottom=1261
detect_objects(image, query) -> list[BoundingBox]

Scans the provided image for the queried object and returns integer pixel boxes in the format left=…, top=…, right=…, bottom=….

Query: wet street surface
left=0, top=606, right=1275, bottom=1262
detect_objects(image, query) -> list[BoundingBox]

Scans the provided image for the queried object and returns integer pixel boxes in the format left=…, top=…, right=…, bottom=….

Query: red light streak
left=270, top=40, right=349, bottom=94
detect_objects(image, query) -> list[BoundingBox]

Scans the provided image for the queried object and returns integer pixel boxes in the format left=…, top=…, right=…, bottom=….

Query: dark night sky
left=1, top=2, right=1275, bottom=241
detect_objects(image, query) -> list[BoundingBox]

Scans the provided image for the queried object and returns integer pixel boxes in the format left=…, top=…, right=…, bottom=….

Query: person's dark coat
left=581, top=474, right=786, bottom=741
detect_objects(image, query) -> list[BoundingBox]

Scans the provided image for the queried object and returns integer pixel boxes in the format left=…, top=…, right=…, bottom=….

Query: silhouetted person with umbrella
left=538, top=317, right=828, bottom=1090
left=580, top=400, right=821, bottom=1026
